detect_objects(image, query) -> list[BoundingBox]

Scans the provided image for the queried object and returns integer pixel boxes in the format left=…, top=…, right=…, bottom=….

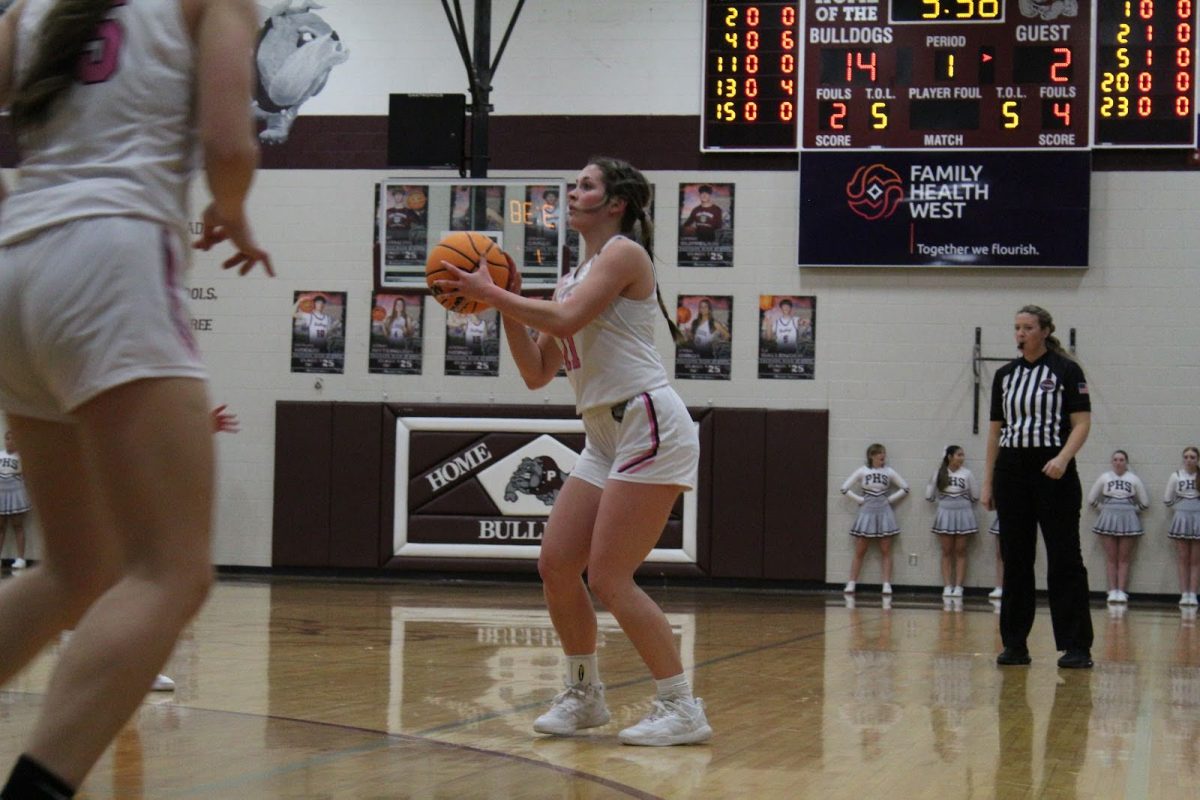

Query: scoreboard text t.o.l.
left=701, top=1, right=803, bottom=151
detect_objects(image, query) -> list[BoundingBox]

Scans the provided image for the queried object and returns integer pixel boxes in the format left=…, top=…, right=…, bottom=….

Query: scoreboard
left=700, top=0, right=1200, bottom=150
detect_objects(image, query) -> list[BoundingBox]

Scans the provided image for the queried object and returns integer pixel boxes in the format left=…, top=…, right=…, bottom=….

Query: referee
left=982, top=305, right=1094, bottom=669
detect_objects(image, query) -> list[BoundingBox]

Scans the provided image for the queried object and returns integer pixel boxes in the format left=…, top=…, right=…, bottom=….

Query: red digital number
left=1177, top=70, right=1192, bottom=90
left=829, top=102, right=847, bottom=130
left=1177, top=95, right=1191, bottom=115
left=746, top=78, right=759, bottom=98
left=747, top=30, right=760, bottom=50
left=1180, top=0, right=1193, bottom=17
left=747, top=54, right=759, bottom=73
left=1138, top=71, right=1153, bottom=91
left=1178, top=46, right=1191, bottom=67
left=747, top=6, right=760, bottom=25
left=782, top=6, right=796, bottom=25
left=1140, top=0, right=1154, bottom=18
left=1051, top=47, right=1071, bottom=83
left=780, top=78, right=795, bottom=94
left=781, top=53, right=795, bottom=73
left=780, top=101, right=794, bottom=121
left=1053, top=101, right=1071, bottom=126
left=845, top=50, right=878, bottom=82
left=744, top=101, right=758, bottom=121
left=1138, top=95, right=1152, bottom=116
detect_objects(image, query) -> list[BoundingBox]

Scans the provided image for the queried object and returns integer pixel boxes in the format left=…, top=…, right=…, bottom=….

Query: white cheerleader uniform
left=554, top=235, right=698, bottom=491
left=842, top=466, right=909, bottom=538
left=1165, top=470, right=1200, bottom=540
left=1087, top=470, right=1149, bottom=537
left=925, top=467, right=979, bottom=535
left=0, top=450, right=31, bottom=516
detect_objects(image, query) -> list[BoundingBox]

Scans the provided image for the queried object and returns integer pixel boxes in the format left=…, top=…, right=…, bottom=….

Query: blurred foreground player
left=0, top=0, right=271, bottom=795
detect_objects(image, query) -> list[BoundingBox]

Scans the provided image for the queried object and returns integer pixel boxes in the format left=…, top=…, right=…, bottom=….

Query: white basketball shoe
left=533, top=683, right=610, bottom=735
left=619, top=696, right=712, bottom=746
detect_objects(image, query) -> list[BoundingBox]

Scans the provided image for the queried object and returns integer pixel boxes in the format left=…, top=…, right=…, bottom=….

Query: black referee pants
left=994, top=448, right=1094, bottom=652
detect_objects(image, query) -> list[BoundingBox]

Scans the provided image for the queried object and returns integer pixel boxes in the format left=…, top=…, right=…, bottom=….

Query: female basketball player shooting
left=0, top=0, right=270, bottom=795
left=438, top=157, right=711, bottom=747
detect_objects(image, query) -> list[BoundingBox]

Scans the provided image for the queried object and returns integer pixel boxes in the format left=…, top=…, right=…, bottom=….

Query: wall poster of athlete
left=382, top=184, right=429, bottom=267
left=758, top=295, right=816, bottom=380
left=369, top=292, right=423, bottom=375
left=291, top=290, right=346, bottom=374
left=445, top=309, right=500, bottom=377
left=678, top=182, right=734, bottom=267
left=675, top=295, right=733, bottom=380
left=563, top=183, right=654, bottom=275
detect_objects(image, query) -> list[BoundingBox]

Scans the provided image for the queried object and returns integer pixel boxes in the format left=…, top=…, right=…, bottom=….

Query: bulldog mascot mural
left=255, top=1, right=349, bottom=143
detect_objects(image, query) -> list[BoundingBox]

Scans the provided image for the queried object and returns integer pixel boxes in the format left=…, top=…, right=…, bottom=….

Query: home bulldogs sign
left=393, top=417, right=697, bottom=563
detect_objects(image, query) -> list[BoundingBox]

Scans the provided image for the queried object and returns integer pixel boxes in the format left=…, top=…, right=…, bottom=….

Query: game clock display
left=803, top=0, right=1093, bottom=149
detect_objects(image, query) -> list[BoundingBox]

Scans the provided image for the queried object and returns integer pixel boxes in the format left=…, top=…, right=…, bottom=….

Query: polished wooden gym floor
left=1, top=576, right=1198, bottom=799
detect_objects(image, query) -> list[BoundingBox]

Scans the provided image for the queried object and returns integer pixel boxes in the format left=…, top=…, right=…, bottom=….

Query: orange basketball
left=299, top=298, right=315, bottom=313
left=425, top=231, right=511, bottom=314
left=677, top=305, right=692, bottom=325
left=371, top=306, right=387, bottom=321
left=760, top=295, right=776, bottom=312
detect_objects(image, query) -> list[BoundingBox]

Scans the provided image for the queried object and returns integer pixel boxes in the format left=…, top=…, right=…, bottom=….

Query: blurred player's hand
left=194, top=203, right=274, bottom=276
left=211, top=404, right=240, bottom=434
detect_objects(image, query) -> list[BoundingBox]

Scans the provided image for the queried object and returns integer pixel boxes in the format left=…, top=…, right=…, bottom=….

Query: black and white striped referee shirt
left=990, top=350, right=1090, bottom=449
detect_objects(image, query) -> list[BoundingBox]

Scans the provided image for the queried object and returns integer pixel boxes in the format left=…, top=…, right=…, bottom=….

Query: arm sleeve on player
left=1165, top=474, right=1177, bottom=506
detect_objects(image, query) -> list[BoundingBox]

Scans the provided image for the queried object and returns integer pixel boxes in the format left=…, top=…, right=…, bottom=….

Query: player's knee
left=538, top=550, right=578, bottom=586
left=585, top=569, right=627, bottom=607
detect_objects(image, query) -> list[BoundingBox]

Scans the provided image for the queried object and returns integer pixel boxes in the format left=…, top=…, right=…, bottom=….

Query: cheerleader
left=925, top=445, right=979, bottom=597
left=1164, top=446, right=1200, bottom=606
left=842, top=443, right=909, bottom=595
left=0, top=431, right=30, bottom=569
left=1087, top=450, right=1149, bottom=604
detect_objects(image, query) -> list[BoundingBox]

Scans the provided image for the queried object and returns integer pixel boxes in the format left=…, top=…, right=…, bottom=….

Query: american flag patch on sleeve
left=1078, top=383, right=1089, bottom=394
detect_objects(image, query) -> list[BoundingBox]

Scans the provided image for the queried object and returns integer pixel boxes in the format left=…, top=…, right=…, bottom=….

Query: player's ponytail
left=10, top=0, right=115, bottom=132
left=589, top=154, right=686, bottom=344
left=936, top=445, right=960, bottom=492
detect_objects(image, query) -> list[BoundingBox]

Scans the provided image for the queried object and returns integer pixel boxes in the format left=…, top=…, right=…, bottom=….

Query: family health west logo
left=845, top=163, right=904, bottom=221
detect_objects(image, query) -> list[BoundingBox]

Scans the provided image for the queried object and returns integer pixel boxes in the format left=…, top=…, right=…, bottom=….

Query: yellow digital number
left=1002, top=101, right=1020, bottom=129
left=716, top=78, right=737, bottom=97
left=725, top=6, right=737, bottom=26
left=955, top=0, right=975, bottom=18
left=716, top=101, right=736, bottom=121
left=870, top=102, right=889, bottom=129
left=978, top=0, right=1000, bottom=16
left=725, top=31, right=738, bottom=48
left=922, top=0, right=941, bottom=17
left=1117, top=47, right=1130, bottom=68
left=1100, top=96, right=1114, bottom=117
left=1117, top=23, right=1130, bottom=43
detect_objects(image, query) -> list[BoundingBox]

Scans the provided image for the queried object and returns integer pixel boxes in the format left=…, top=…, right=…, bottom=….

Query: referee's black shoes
left=1057, top=649, right=1094, bottom=669
left=996, top=646, right=1031, bottom=666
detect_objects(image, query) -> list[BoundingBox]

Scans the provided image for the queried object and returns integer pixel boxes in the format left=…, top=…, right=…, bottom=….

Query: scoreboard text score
left=700, top=0, right=1199, bottom=150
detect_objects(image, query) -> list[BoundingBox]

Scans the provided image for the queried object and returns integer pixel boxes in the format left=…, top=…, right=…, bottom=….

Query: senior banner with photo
left=675, top=295, right=733, bottom=380
left=291, top=291, right=346, bottom=374
left=758, top=295, right=816, bottom=379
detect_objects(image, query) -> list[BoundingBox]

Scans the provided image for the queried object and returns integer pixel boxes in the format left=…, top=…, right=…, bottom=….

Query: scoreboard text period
left=803, top=0, right=1093, bottom=149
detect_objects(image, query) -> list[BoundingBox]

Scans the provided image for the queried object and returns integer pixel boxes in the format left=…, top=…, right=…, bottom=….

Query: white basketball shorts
left=0, top=216, right=206, bottom=422
left=572, top=385, right=699, bottom=491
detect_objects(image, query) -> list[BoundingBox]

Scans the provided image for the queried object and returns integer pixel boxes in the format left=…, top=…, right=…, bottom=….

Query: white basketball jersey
left=692, top=320, right=715, bottom=350
left=0, top=0, right=195, bottom=246
left=389, top=317, right=407, bottom=341
left=465, top=319, right=487, bottom=349
left=308, top=312, right=331, bottom=343
left=774, top=317, right=799, bottom=351
left=554, top=235, right=669, bottom=413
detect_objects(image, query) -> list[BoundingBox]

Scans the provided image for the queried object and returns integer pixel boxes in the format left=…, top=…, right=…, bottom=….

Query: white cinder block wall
left=4, top=2, right=1197, bottom=596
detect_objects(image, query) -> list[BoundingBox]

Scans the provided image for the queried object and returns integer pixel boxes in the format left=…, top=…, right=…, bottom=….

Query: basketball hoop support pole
left=440, top=0, right=527, bottom=180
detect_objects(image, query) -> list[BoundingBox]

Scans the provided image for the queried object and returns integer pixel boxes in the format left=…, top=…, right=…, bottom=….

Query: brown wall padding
left=272, top=403, right=828, bottom=582
left=707, top=410, right=766, bottom=579
left=763, top=411, right=829, bottom=581
left=272, top=402, right=333, bottom=566
left=329, top=404, right=385, bottom=567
